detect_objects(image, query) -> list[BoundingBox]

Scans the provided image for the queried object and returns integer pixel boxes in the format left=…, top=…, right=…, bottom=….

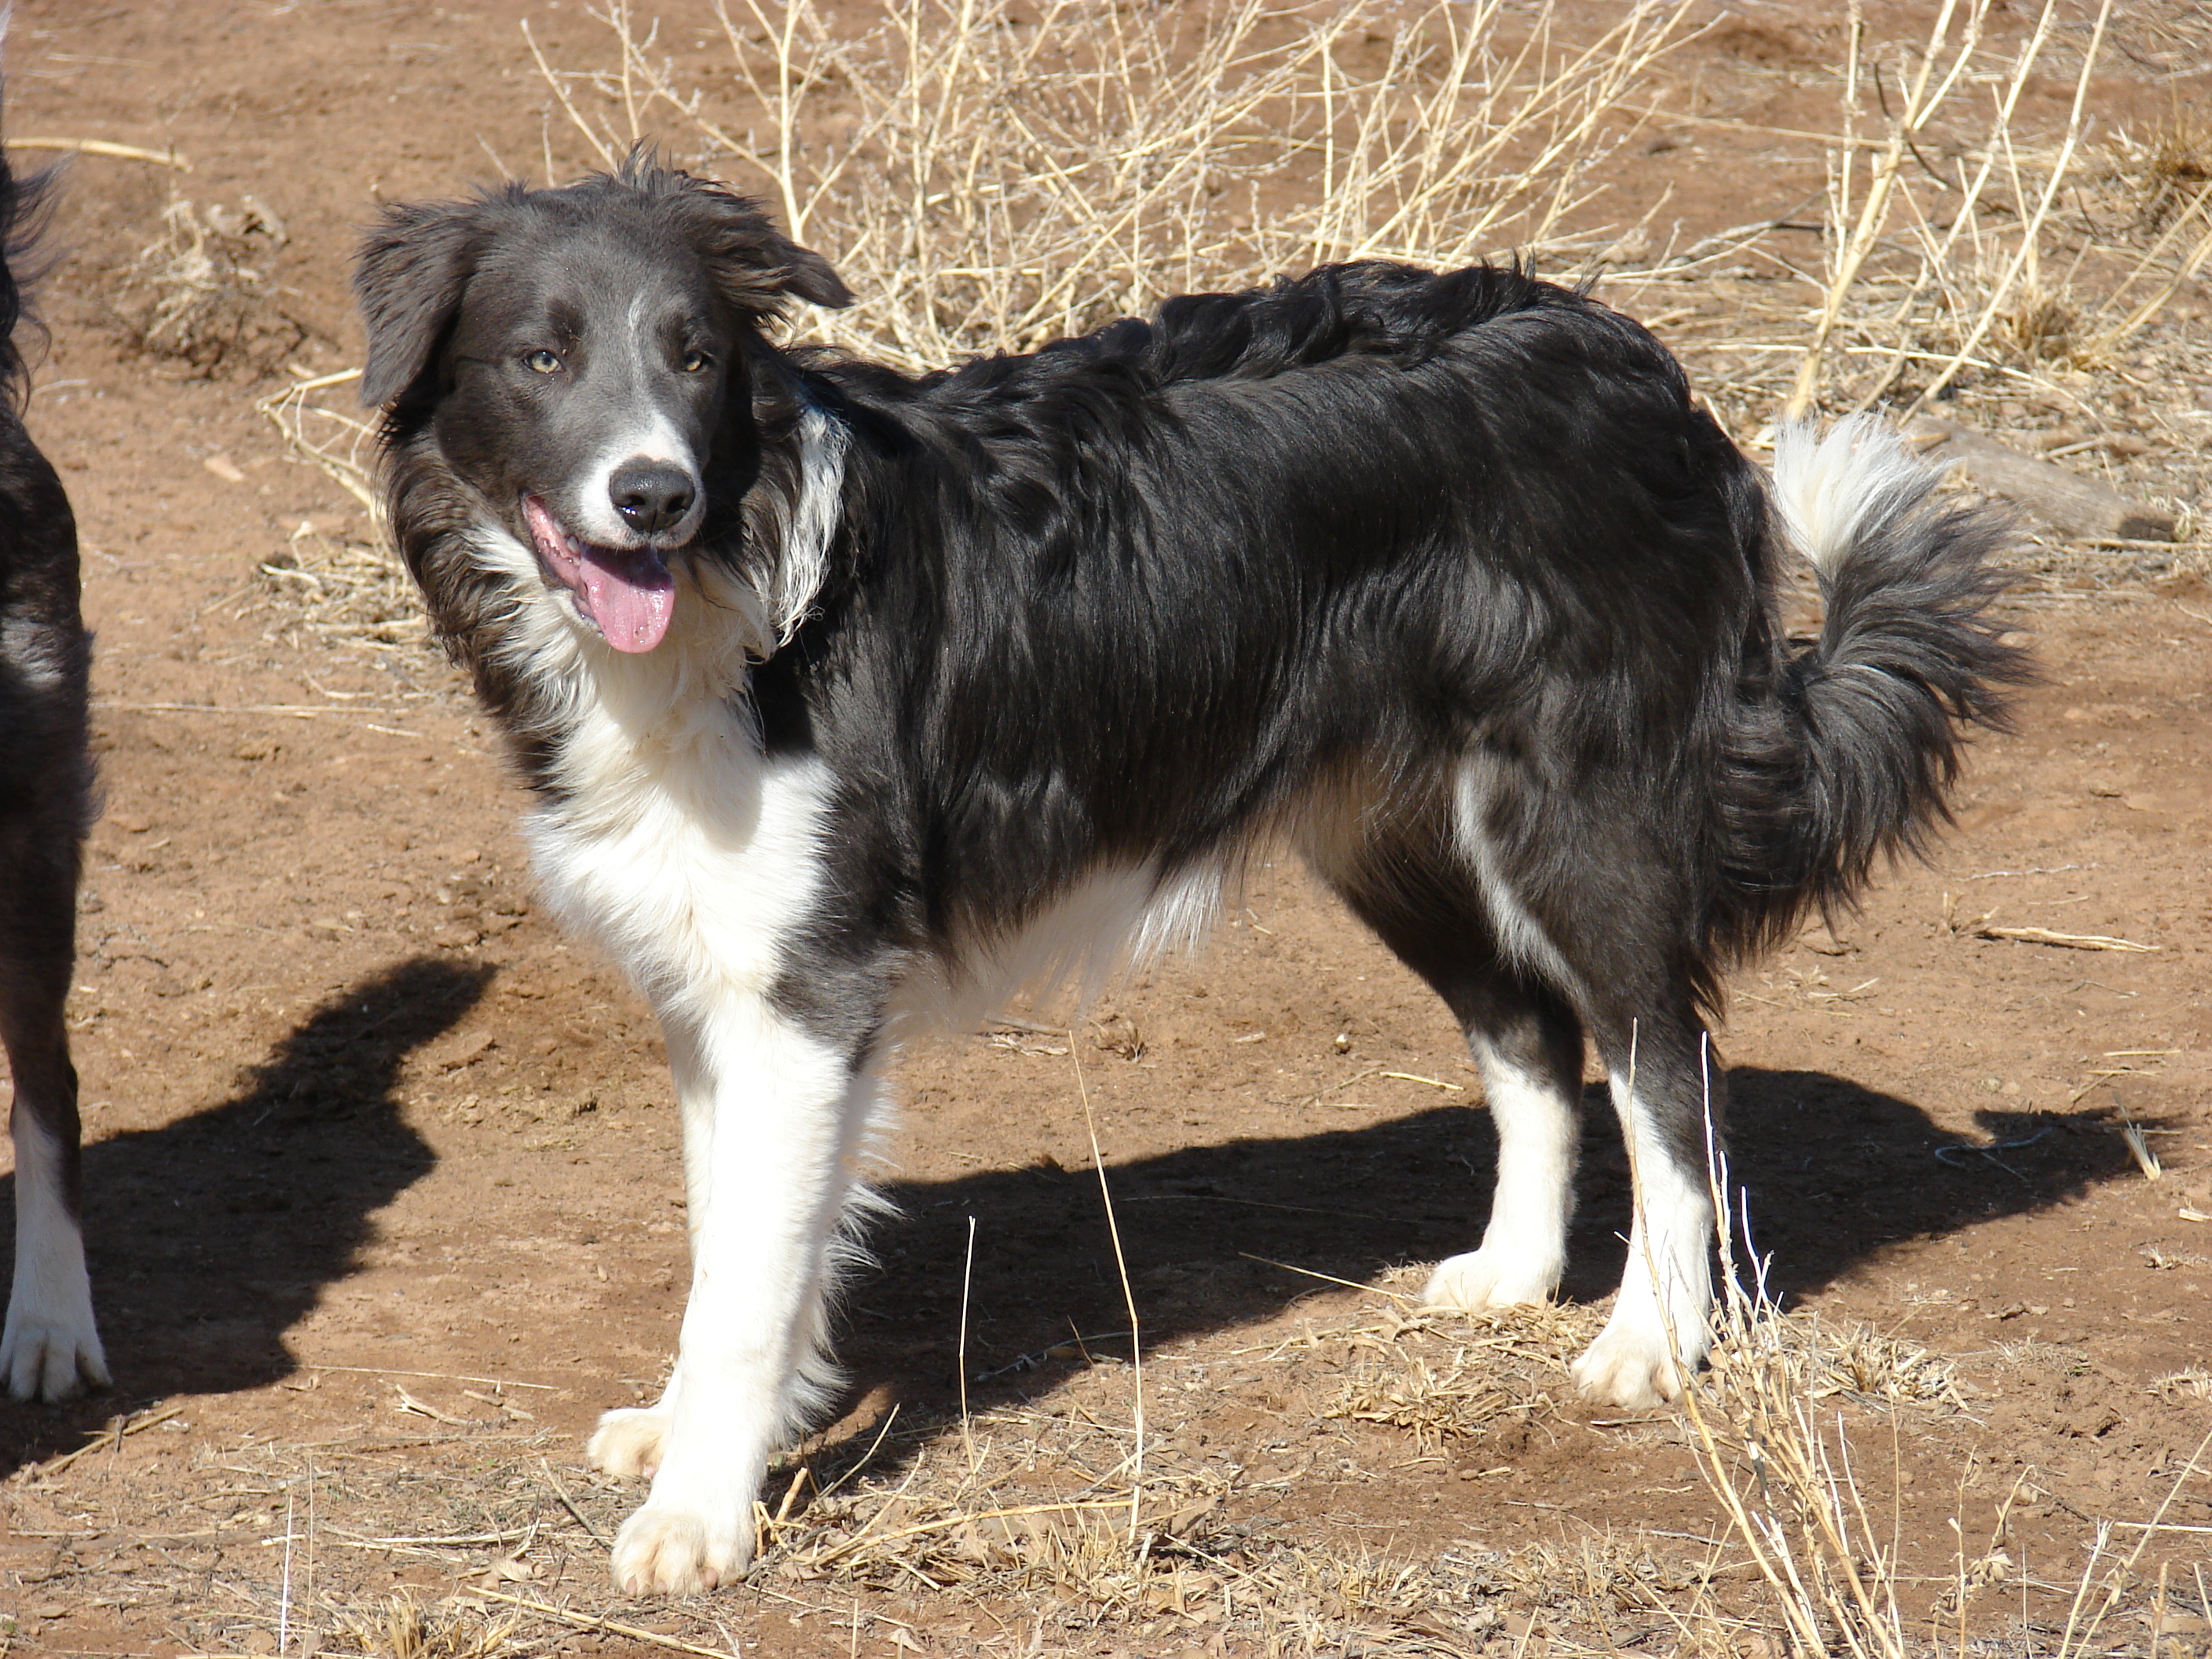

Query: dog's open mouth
left=522, top=496, right=676, bottom=654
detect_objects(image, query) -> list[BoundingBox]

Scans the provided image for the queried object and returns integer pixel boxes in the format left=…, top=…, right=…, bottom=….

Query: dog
left=357, top=156, right=2020, bottom=1594
left=0, top=108, right=107, bottom=1403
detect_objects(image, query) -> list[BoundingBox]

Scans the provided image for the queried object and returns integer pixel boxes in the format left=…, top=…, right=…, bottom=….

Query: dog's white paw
left=1569, top=1320, right=1684, bottom=1409
left=0, top=1305, right=110, bottom=1404
left=610, top=1502, right=753, bottom=1596
left=588, top=1406, right=671, bottom=1480
left=1420, top=1247, right=1562, bottom=1312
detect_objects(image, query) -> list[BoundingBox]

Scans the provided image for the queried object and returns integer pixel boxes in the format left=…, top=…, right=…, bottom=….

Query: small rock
left=2103, top=433, right=2150, bottom=457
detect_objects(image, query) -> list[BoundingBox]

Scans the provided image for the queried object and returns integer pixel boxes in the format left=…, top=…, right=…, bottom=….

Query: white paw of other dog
left=1419, top=1247, right=1562, bottom=1312
left=0, top=1304, right=110, bottom=1404
left=1569, top=1319, right=1686, bottom=1410
left=610, top=1500, right=753, bottom=1595
left=588, top=1405, right=671, bottom=1480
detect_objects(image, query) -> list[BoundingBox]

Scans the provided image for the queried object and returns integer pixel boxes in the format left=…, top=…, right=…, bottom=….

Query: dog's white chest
left=527, top=690, right=833, bottom=1013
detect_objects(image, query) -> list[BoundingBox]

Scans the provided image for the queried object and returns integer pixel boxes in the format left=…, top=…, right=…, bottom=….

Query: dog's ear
left=759, top=233, right=855, bottom=312
left=354, top=197, right=485, bottom=408
left=665, top=177, right=854, bottom=316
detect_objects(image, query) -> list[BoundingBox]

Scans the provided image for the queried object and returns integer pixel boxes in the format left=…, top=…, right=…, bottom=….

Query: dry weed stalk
left=536, top=0, right=1690, bottom=371
left=1778, top=0, right=2212, bottom=419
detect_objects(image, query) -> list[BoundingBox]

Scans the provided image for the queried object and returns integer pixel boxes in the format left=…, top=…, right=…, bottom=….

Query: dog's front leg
left=598, top=998, right=872, bottom=1595
left=0, top=920, right=108, bottom=1403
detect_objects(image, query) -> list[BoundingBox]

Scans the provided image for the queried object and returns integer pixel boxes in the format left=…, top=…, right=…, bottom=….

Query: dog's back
left=0, top=112, right=108, bottom=1403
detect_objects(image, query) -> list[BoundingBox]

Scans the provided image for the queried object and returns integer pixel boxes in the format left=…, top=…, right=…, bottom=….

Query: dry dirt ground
left=2, top=2, right=2210, bottom=1656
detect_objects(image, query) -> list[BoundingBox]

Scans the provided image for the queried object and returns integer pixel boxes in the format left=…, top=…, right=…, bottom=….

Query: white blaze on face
left=526, top=291, right=710, bottom=654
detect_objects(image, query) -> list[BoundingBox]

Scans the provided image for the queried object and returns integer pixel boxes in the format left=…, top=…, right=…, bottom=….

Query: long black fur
left=0, top=98, right=107, bottom=1402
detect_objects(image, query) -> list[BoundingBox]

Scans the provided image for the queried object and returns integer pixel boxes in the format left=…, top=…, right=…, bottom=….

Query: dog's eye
left=679, top=350, right=712, bottom=374
left=523, top=349, right=562, bottom=375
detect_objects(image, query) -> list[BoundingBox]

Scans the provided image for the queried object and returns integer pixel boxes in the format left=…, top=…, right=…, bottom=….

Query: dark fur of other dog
left=0, top=122, right=105, bottom=1402
left=357, top=157, right=2022, bottom=1594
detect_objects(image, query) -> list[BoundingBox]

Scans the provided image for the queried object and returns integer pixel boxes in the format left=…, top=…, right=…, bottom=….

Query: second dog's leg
left=0, top=897, right=107, bottom=1402
left=601, top=998, right=874, bottom=1596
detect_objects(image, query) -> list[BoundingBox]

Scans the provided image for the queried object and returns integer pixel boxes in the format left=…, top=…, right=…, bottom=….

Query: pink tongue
left=576, top=545, right=674, bottom=653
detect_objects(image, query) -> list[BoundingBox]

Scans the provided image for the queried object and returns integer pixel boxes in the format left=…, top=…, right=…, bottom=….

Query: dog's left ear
left=759, top=233, right=855, bottom=312
left=355, top=196, right=489, bottom=408
left=667, top=179, right=854, bottom=317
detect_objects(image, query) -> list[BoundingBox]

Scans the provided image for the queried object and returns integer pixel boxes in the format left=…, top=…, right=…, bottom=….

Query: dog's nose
left=610, top=460, right=697, bottom=535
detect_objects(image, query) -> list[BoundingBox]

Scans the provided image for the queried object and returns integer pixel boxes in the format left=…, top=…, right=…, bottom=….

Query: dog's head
left=355, top=157, right=849, bottom=654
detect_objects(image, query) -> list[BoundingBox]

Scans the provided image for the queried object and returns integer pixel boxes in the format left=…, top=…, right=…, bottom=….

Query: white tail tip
left=1770, top=416, right=1941, bottom=578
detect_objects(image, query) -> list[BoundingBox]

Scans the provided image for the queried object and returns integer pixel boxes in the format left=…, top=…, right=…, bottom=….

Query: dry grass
left=537, top=0, right=1691, bottom=371
left=249, top=369, right=434, bottom=654
left=1746, top=0, right=2212, bottom=416
left=18, top=1257, right=2192, bottom=1656
left=1577, top=0, right=2212, bottom=596
left=720, top=1285, right=1727, bottom=1654
left=322, top=1595, right=528, bottom=1659
left=1674, top=1139, right=2212, bottom=1659
left=2129, top=110, right=2212, bottom=233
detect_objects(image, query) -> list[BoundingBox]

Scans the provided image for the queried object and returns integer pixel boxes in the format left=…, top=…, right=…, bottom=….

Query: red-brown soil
left=2, top=3, right=2209, bottom=1655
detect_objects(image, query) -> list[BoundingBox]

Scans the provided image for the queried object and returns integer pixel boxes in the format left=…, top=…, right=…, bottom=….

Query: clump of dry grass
left=322, top=1594, right=527, bottom=1659
left=254, top=527, right=430, bottom=652
left=251, top=368, right=432, bottom=651
left=112, top=193, right=317, bottom=377
left=2129, top=110, right=2212, bottom=231
left=1321, top=1296, right=1602, bottom=1452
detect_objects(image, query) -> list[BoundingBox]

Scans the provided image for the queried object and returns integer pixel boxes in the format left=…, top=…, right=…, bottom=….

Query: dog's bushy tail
left=1713, top=417, right=2029, bottom=962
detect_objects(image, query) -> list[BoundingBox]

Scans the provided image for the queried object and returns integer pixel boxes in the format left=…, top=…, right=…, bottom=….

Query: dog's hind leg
left=591, top=994, right=881, bottom=1596
left=1441, top=755, right=1721, bottom=1409
left=0, top=786, right=108, bottom=1402
left=1569, top=1008, right=1721, bottom=1409
left=1309, top=809, right=1587, bottom=1313
left=1423, top=985, right=1584, bottom=1311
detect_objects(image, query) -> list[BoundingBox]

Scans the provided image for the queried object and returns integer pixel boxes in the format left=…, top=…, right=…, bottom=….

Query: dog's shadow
left=0, top=957, right=488, bottom=1478
left=0, top=1009, right=2138, bottom=1485
left=836, top=1066, right=2138, bottom=1436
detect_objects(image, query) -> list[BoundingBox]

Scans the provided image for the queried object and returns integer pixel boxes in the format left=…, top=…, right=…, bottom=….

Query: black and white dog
left=0, top=112, right=105, bottom=1402
left=357, top=157, right=2019, bottom=1594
